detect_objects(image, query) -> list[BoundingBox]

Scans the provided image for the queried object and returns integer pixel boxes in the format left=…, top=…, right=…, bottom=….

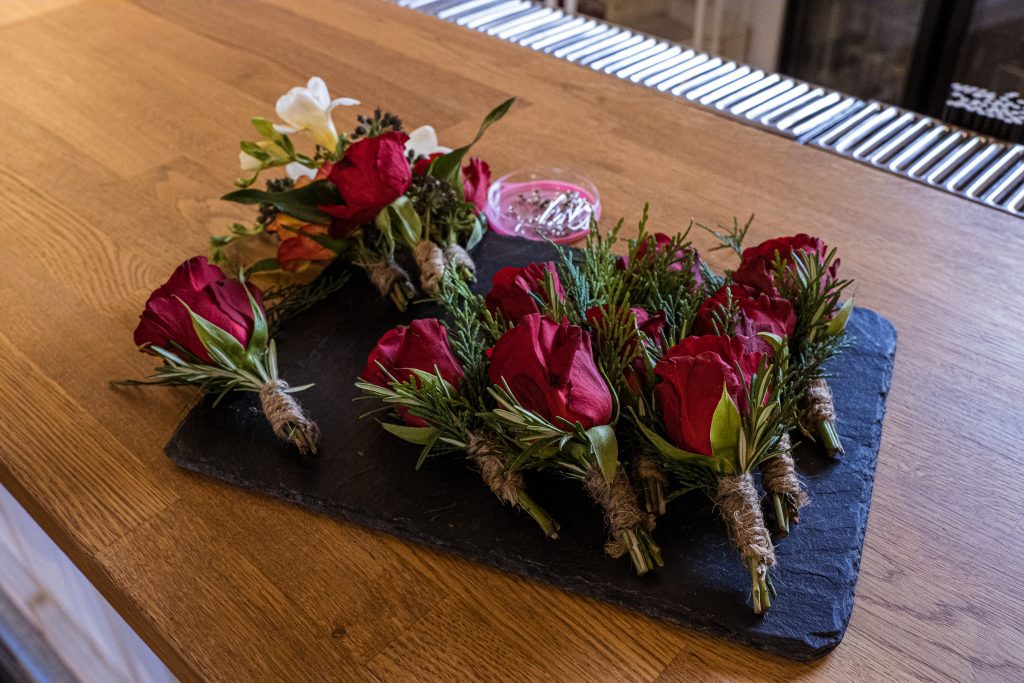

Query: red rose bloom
left=321, top=131, right=412, bottom=232
left=618, top=232, right=703, bottom=289
left=733, top=233, right=839, bottom=296
left=694, top=284, right=796, bottom=339
left=461, top=157, right=491, bottom=212
left=485, top=262, right=564, bottom=323
left=133, top=257, right=264, bottom=364
left=412, top=152, right=442, bottom=177
left=361, top=319, right=465, bottom=427
left=489, top=314, right=613, bottom=429
left=654, top=335, right=764, bottom=456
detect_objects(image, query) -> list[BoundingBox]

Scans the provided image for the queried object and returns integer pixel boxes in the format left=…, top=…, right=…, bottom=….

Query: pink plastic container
left=484, top=168, right=600, bottom=244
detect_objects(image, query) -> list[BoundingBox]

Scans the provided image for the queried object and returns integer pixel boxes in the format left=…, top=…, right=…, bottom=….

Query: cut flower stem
left=516, top=489, right=560, bottom=539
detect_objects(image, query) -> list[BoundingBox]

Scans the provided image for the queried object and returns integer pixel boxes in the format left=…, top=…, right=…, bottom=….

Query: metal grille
left=393, top=0, right=1024, bottom=217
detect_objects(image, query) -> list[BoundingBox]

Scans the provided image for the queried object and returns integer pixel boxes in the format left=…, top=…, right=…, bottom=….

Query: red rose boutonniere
left=484, top=314, right=662, bottom=575
left=127, top=257, right=319, bottom=454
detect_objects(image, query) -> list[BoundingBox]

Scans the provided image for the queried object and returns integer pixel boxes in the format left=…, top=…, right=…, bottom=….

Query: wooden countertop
left=1, top=0, right=1022, bottom=680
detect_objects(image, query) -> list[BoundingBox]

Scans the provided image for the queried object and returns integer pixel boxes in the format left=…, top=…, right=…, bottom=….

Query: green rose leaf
left=382, top=422, right=440, bottom=446
left=222, top=179, right=341, bottom=225
left=586, top=424, right=619, bottom=484
left=374, top=204, right=397, bottom=254
left=827, top=298, right=854, bottom=336
left=244, top=258, right=281, bottom=276
left=466, top=213, right=485, bottom=250
left=242, top=280, right=268, bottom=363
left=709, top=383, right=742, bottom=464
left=180, top=301, right=248, bottom=371
left=634, top=420, right=710, bottom=466
left=428, top=97, right=515, bottom=199
left=388, top=195, right=423, bottom=246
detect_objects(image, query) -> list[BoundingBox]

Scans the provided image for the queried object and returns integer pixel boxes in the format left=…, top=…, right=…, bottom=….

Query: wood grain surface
left=0, top=0, right=1021, bottom=680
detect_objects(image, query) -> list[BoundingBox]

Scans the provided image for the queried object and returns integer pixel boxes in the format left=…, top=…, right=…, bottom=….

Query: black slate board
left=166, top=235, right=896, bottom=661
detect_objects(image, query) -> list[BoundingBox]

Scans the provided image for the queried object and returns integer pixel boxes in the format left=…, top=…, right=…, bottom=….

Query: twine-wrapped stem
left=363, top=259, right=416, bottom=312
left=584, top=465, right=663, bottom=575
left=716, top=473, right=776, bottom=614
left=413, top=240, right=446, bottom=295
left=443, top=244, right=476, bottom=282
left=633, top=454, right=668, bottom=518
left=800, top=377, right=843, bottom=457
left=259, top=380, right=320, bottom=455
left=761, top=433, right=809, bottom=536
left=466, top=432, right=559, bottom=539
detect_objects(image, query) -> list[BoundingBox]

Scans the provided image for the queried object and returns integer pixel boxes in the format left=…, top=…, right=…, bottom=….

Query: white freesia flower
left=405, top=125, right=451, bottom=159
left=273, top=76, right=359, bottom=150
left=285, top=162, right=317, bottom=181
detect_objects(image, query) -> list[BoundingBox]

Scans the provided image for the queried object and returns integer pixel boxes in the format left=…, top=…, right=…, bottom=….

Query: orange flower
left=275, top=222, right=335, bottom=272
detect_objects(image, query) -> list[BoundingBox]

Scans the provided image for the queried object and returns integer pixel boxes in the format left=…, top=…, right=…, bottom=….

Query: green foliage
left=585, top=305, right=646, bottom=398
left=377, top=195, right=423, bottom=248
left=435, top=266, right=508, bottom=410
left=586, top=425, right=619, bottom=484
left=775, top=248, right=850, bottom=347
left=210, top=222, right=265, bottom=265
left=709, top=384, right=742, bottom=463
left=406, top=174, right=481, bottom=249
left=234, top=119, right=317, bottom=189
left=427, top=97, right=516, bottom=198
left=222, top=180, right=341, bottom=225
left=632, top=359, right=788, bottom=477
left=482, top=381, right=618, bottom=480
left=827, top=297, right=854, bottom=336
left=697, top=214, right=754, bottom=257
left=703, top=286, right=741, bottom=336
left=771, top=247, right=853, bottom=433
left=355, top=367, right=474, bottom=468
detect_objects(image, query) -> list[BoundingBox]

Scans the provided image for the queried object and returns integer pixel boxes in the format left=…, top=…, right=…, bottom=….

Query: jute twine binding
left=633, top=455, right=669, bottom=487
left=633, top=454, right=668, bottom=518
left=364, top=260, right=411, bottom=299
left=584, top=465, right=645, bottom=559
left=466, top=433, right=522, bottom=505
left=761, top=433, right=808, bottom=520
left=716, top=473, right=776, bottom=570
left=443, top=244, right=476, bottom=277
left=800, top=377, right=836, bottom=432
left=259, top=380, right=320, bottom=455
left=414, top=241, right=446, bottom=294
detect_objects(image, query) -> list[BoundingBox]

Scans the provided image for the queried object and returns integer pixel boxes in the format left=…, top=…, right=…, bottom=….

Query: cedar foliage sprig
left=698, top=214, right=754, bottom=257
left=563, top=207, right=705, bottom=348
left=435, top=265, right=508, bottom=410
left=704, top=286, right=742, bottom=337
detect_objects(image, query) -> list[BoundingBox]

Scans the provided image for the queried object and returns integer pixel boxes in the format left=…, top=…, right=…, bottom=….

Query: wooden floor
left=0, top=0, right=1022, bottom=680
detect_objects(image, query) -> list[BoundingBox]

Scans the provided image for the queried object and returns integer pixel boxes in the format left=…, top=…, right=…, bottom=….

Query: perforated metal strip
left=394, top=0, right=1024, bottom=217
